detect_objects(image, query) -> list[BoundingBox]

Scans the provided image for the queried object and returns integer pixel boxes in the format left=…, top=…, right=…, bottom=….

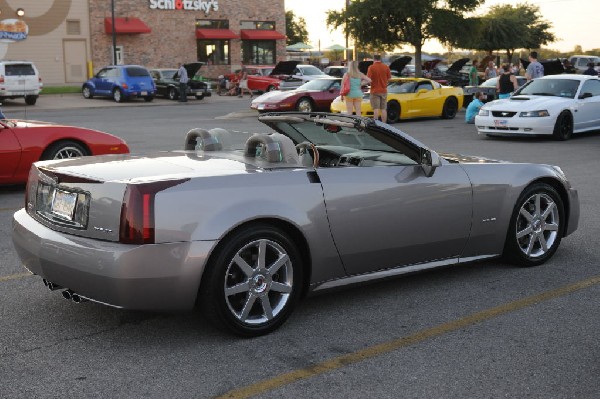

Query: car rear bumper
left=12, top=209, right=215, bottom=311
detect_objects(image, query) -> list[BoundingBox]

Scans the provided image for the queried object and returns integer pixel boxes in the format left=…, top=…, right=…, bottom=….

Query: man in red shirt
left=367, top=54, right=392, bottom=122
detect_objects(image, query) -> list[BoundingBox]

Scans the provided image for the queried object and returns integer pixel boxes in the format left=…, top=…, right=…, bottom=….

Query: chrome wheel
left=515, top=193, right=560, bottom=258
left=42, top=140, right=88, bottom=160
left=224, top=238, right=293, bottom=325
left=296, top=98, right=313, bottom=112
left=82, top=86, right=92, bottom=99
left=113, top=88, right=123, bottom=103
left=53, top=146, right=85, bottom=159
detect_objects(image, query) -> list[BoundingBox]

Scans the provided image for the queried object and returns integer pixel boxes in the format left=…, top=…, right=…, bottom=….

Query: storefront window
left=240, top=21, right=275, bottom=30
left=197, top=40, right=230, bottom=65
left=242, top=41, right=275, bottom=65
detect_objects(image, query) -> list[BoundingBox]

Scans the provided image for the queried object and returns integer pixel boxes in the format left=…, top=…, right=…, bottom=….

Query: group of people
left=216, top=66, right=253, bottom=97
left=465, top=51, right=545, bottom=123
left=340, top=54, right=391, bottom=122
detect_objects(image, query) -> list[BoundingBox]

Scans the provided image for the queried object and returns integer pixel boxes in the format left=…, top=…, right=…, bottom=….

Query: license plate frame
left=51, top=189, right=77, bottom=220
left=141, top=91, right=148, bottom=96
left=494, top=119, right=508, bottom=127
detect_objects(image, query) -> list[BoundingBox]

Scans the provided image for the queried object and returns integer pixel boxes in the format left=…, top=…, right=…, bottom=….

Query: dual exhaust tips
left=42, top=279, right=87, bottom=303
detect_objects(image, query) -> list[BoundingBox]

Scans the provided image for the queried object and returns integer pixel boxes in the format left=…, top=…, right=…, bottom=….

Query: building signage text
left=149, top=0, right=219, bottom=14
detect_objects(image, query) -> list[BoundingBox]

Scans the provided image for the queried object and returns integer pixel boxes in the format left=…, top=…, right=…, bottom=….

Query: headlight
left=478, top=109, right=489, bottom=116
left=519, top=110, right=550, bottom=117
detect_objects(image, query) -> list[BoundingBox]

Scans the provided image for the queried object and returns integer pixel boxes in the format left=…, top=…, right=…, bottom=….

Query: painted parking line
left=216, top=275, right=600, bottom=399
left=0, top=272, right=32, bottom=282
left=0, top=207, right=20, bottom=213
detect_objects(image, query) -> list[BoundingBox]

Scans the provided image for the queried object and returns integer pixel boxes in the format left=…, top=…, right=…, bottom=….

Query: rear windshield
left=5, top=64, right=35, bottom=76
left=125, top=67, right=150, bottom=77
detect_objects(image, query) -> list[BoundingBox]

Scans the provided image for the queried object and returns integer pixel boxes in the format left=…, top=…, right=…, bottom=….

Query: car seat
left=244, top=133, right=299, bottom=164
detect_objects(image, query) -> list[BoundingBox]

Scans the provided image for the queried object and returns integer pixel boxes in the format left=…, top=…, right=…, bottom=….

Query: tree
left=457, top=4, right=556, bottom=63
left=285, top=11, right=309, bottom=46
left=326, top=0, right=483, bottom=77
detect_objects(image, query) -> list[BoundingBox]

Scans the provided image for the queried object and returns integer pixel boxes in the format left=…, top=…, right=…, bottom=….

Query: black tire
left=113, top=88, right=125, bottom=103
left=25, top=95, right=38, bottom=105
left=144, top=96, right=154, bottom=102
left=82, top=86, right=93, bottom=99
left=296, top=97, right=313, bottom=112
left=463, top=95, right=472, bottom=108
left=503, top=183, right=565, bottom=267
left=387, top=101, right=400, bottom=123
left=552, top=111, right=573, bottom=141
left=199, top=224, right=303, bottom=337
left=266, top=85, right=276, bottom=92
left=195, top=94, right=205, bottom=100
left=441, top=97, right=458, bottom=119
left=168, top=87, right=178, bottom=101
left=42, top=140, right=88, bottom=160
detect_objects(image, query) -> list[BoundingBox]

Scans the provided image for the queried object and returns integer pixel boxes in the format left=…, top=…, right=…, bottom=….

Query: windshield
left=515, top=78, right=580, bottom=99
left=299, top=66, right=326, bottom=76
left=298, top=79, right=339, bottom=91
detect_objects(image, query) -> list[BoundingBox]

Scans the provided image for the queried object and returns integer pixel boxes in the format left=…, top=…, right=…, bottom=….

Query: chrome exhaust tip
left=61, top=290, right=73, bottom=300
left=46, top=280, right=63, bottom=291
left=71, top=293, right=88, bottom=303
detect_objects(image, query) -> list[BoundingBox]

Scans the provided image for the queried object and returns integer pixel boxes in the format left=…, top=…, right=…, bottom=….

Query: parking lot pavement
left=0, top=91, right=248, bottom=112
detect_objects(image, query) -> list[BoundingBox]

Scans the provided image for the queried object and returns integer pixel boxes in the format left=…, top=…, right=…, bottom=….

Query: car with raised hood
left=389, top=56, right=412, bottom=77
left=0, top=119, right=129, bottom=185
left=150, top=63, right=211, bottom=101
left=225, top=65, right=281, bottom=93
left=475, top=74, right=600, bottom=140
left=272, top=61, right=329, bottom=90
left=82, top=65, right=156, bottom=103
left=250, top=77, right=341, bottom=112
left=330, top=77, right=463, bottom=123
left=12, top=112, right=578, bottom=337
left=520, top=58, right=566, bottom=76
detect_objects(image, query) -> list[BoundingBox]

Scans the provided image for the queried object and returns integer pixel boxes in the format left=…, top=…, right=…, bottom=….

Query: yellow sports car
left=330, top=78, right=463, bottom=123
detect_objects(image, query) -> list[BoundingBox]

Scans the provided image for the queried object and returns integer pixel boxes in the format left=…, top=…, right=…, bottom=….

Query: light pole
left=111, top=0, right=117, bottom=64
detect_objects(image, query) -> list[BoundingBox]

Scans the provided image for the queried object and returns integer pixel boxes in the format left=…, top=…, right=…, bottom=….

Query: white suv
left=0, top=61, right=43, bottom=105
left=568, top=55, right=600, bottom=73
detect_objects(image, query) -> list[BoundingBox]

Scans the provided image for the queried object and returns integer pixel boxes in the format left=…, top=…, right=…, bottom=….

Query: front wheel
left=553, top=111, right=573, bottom=141
left=42, top=140, right=88, bottom=160
left=199, top=224, right=303, bottom=337
left=387, top=101, right=400, bottom=123
left=441, top=97, right=458, bottom=119
left=82, top=86, right=93, bottom=99
left=503, top=183, right=565, bottom=267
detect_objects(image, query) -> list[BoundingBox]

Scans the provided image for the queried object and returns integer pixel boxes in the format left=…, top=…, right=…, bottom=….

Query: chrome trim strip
left=312, top=254, right=499, bottom=292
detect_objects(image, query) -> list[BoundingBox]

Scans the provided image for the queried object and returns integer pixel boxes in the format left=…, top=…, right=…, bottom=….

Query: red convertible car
left=0, top=119, right=129, bottom=185
left=250, top=77, right=341, bottom=112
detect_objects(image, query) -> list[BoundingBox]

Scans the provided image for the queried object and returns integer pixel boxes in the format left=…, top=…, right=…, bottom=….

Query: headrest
left=184, top=128, right=232, bottom=151
left=244, top=133, right=299, bottom=164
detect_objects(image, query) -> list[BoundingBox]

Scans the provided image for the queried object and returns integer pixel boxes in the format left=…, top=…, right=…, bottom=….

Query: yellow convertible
left=330, top=78, right=463, bottom=123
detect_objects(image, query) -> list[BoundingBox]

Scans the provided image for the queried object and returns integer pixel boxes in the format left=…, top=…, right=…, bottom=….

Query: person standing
left=484, top=61, right=498, bottom=81
left=525, top=51, right=544, bottom=81
left=238, top=65, right=252, bottom=98
left=367, top=54, right=391, bottom=122
left=342, top=61, right=371, bottom=116
left=469, top=59, right=479, bottom=86
left=496, top=64, right=519, bottom=99
left=177, top=63, right=188, bottom=102
left=465, top=92, right=485, bottom=124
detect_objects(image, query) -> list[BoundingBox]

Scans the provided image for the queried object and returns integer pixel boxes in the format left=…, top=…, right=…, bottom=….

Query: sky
left=284, top=0, right=597, bottom=54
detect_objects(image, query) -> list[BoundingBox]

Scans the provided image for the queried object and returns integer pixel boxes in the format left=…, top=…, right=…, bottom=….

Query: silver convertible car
left=12, top=113, right=579, bottom=336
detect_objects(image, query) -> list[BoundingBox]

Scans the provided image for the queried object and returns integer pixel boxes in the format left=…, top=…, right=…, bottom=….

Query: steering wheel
left=296, top=142, right=319, bottom=168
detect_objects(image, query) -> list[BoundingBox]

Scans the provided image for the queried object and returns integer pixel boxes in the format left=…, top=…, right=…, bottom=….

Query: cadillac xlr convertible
left=12, top=113, right=579, bottom=336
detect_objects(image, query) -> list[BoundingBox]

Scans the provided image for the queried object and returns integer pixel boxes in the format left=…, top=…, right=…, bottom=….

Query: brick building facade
left=0, top=0, right=286, bottom=85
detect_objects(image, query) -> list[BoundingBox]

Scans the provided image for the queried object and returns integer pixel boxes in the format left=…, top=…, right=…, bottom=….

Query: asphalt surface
left=1, top=94, right=599, bottom=398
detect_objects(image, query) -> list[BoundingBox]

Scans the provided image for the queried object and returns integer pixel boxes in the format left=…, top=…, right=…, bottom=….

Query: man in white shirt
left=178, top=63, right=189, bottom=102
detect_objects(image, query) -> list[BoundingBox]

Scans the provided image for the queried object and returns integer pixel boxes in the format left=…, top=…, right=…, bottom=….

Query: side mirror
left=421, top=149, right=442, bottom=177
left=579, top=92, right=593, bottom=99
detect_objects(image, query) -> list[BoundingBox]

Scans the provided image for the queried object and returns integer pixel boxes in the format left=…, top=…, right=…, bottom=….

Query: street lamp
left=111, top=0, right=117, bottom=64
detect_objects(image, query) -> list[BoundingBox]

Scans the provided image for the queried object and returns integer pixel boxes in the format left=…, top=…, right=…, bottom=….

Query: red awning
left=240, top=30, right=286, bottom=40
left=104, top=17, right=151, bottom=34
left=195, top=29, right=239, bottom=40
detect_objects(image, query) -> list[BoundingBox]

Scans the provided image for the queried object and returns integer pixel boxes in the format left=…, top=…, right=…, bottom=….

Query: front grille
left=492, top=111, right=517, bottom=117
left=486, top=126, right=519, bottom=131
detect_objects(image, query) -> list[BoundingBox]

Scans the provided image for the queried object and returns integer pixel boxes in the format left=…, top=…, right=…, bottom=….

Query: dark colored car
left=250, top=78, right=341, bottom=112
left=462, top=75, right=528, bottom=107
left=82, top=65, right=156, bottom=103
left=427, top=58, right=471, bottom=86
left=520, top=58, right=566, bottom=76
left=389, top=56, right=412, bottom=77
left=150, top=63, right=211, bottom=101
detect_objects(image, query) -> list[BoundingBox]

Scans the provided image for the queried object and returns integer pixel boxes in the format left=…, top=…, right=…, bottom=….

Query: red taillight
left=121, top=83, right=128, bottom=89
left=119, top=179, right=188, bottom=244
left=0, top=75, right=4, bottom=83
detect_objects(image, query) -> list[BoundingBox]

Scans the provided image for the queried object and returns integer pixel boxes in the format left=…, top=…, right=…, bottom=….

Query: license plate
left=494, top=119, right=508, bottom=127
left=141, top=91, right=148, bottom=96
left=18, top=79, right=25, bottom=85
left=257, top=104, right=265, bottom=110
left=51, top=189, right=77, bottom=220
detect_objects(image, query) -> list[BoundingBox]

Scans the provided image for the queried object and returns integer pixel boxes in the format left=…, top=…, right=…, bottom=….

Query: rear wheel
left=553, top=111, right=573, bottom=141
left=42, top=140, right=88, bottom=160
left=296, top=97, right=313, bottom=112
left=441, top=97, right=458, bottom=119
left=25, top=95, right=38, bottom=105
left=113, top=88, right=124, bottom=103
left=503, top=183, right=564, bottom=267
left=167, top=87, right=178, bottom=101
left=199, top=224, right=303, bottom=337
left=144, top=96, right=154, bottom=102
left=387, top=101, right=400, bottom=123
left=195, top=94, right=205, bottom=100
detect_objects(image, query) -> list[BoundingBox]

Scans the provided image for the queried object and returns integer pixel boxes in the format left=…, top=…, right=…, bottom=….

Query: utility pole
left=111, top=0, right=117, bottom=65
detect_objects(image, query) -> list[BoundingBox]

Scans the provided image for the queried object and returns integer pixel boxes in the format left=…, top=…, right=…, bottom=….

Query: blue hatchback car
left=82, top=65, right=156, bottom=103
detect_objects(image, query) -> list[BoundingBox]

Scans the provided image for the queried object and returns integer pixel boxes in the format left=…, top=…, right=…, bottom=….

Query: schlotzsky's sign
left=149, top=0, right=219, bottom=13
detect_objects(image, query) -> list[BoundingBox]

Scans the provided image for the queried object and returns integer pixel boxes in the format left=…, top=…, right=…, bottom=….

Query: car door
left=313, top=80, right=341, bottom=110
left=93, top=68, right=113, bottom=95
left=316, top=161, right=473, bottom=275
left=0, top=123, right=21, bottom=182
left=575, top=79, right=600, bottom=130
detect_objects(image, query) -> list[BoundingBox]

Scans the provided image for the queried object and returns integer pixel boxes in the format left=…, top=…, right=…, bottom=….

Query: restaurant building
left=1, top=0, right=286, bottom=85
